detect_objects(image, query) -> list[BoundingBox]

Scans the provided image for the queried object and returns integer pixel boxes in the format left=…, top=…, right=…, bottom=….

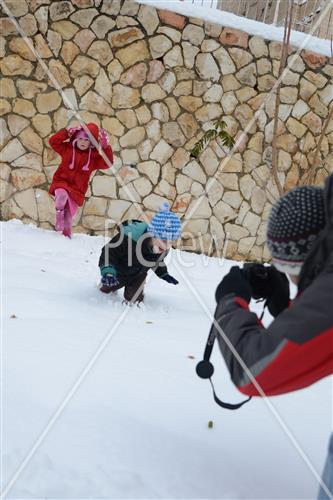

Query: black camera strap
left=196, top=328, right=251, bottom=410
left=255, top=298, right=267, bottom=320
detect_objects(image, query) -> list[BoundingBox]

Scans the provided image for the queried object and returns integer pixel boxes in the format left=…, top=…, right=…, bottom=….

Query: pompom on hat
left=148, top=202, right=182, bottom=241
left=266, top=185, right=326, bottom=275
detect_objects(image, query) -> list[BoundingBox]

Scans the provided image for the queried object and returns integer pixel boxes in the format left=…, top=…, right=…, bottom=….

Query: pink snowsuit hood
left=69, top=123, right=100, bottom=171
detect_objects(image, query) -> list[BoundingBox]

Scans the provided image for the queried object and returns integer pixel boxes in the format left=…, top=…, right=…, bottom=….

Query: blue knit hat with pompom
left=148, top=202, right=182, bottom=241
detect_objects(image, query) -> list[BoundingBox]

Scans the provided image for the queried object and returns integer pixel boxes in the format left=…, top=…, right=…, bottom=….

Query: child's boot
left=55, top=209, right=65, bottom=232
left=62, top=206, right=73, bottom=238
left=62, top=227, right=72, bottom=238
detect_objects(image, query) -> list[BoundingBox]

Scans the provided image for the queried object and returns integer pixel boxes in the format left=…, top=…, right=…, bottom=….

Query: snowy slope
left=2, top=220, right=331, bottom=498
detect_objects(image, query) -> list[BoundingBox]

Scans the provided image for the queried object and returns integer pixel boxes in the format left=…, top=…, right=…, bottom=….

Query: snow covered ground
left=2, top=220, right=332, bottom=498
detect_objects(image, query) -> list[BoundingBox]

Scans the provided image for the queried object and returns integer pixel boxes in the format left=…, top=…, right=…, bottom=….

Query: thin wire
left=303, top=0, right=312, bottom=32
left=292, top=1, right=299, bottom=31
left=0, top=222, right=3, bottom=494
left=245, top=0, right=250, bottom=18
left=255, top=0, right=261, bottom=21
left=273, top=0, right=281, bottom=26
left=306, top=0, right=321, bottom=37
left=325, top=2, right=333, bottom=39
left=262, top=0, right=270, bottom=22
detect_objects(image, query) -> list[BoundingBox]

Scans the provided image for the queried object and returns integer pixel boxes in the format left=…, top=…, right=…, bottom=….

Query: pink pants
left=54, top=188, right=78, bottom=237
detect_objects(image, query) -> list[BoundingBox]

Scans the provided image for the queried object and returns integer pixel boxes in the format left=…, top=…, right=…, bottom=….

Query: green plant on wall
left=190, top=119, right=235, bottom=159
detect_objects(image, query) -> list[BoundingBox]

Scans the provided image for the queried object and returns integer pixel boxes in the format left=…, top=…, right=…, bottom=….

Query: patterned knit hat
left=148, top=202, right=182, bottom=241
left=267, top=185, right=325, bottom=274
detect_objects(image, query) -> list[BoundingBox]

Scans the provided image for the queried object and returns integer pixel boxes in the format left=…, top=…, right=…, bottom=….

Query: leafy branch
left=190, top=119, right=235, bottom=159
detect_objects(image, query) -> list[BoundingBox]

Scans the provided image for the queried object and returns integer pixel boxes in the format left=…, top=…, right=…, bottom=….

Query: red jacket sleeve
left=48, top=129, right=70, bottom=156
left=93, top=146, right=113, bottom=170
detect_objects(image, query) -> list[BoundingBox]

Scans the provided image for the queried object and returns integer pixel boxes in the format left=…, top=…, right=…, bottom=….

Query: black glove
left=242, top=264, right=290, bottom=317
left=161, top=273, right=179, bottom=285
left=265, top=268, right=290, bottom=317
left=215, top=266, right=252, bottom=304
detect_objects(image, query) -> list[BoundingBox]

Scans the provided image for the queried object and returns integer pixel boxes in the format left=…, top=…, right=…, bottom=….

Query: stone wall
left=1, top=0, right=332, bottom=261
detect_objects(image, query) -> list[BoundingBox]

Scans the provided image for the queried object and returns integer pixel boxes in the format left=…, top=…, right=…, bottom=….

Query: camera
left=241, top=263, right=271, bottom=300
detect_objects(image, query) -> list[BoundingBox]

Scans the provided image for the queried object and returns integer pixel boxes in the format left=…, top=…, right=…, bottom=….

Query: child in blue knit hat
left=98, top=203, right=181, bottom=303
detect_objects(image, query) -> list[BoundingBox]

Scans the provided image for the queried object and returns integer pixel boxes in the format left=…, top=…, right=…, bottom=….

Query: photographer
left=211, top=175, right=333, bottom=497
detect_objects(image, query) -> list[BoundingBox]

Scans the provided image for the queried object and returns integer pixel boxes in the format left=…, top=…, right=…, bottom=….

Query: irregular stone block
left=1, top=55, right=33, bottom=77
left=112, top=85, right=140, bottom=109
left=195, top=53, right=220, bottom=82
left=50, top=1, right=74, bottom=21
left=149, top=34, right=172, bottom=59
left=150, top=139, right=173, bottom=164
left=71, top=55, right=100, bottom=78
left=141, top=83, right=166, bottom=103
left=51, top=20, right=79, bottom=40
left=109, top=27, right=144, bottom=48
left=19, top=127, right=43, bottom=154
left=70, top=8, right=98, bottom=28
left=87, top=41, right=113, bottom=65
left=220, top=28, right=248, bottom=49
left=182, top=24, right=205, bottom=46
left=120, top=62, right=147, bottom=88
left=12, top=167, right=46, bottom=190
left=162, top=122, right=186, bottom=148
left=138, top=4, right=159, bottom=35
left=119, top=127, right=145, bottom=148
left=163, top=45, right=183, bottom=68
left=137, top=160, right=160, bottom=184
left=36, top=91, right=61, bottom=113
left=157, top=9, right=186, bottom=30
left=116, top=40, right=149, bottom=69
left=91, top=15, right=116, bottom=38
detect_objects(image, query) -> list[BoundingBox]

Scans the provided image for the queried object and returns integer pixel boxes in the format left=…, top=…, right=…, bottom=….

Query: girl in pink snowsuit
left=49, top=123, right=113, bottom=237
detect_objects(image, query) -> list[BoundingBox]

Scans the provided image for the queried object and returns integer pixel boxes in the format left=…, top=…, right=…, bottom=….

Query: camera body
left=241, top=263, right=271, bottom=300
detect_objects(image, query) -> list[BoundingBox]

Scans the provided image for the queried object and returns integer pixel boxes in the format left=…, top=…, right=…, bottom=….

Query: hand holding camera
left=215, top=266, right=252, bottom=303
left=242, top=264, right=290, bottom=317
left=215, top=264, right=290, bottom=317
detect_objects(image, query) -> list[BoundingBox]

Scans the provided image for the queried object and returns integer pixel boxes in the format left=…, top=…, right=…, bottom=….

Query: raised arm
left=48, top=128, right=70, bottom=156
left=94, top=145, right=114, bottom=171
left=154, top=260, right=169, bottom=279
left=154, top=256, right=179, bottom=285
